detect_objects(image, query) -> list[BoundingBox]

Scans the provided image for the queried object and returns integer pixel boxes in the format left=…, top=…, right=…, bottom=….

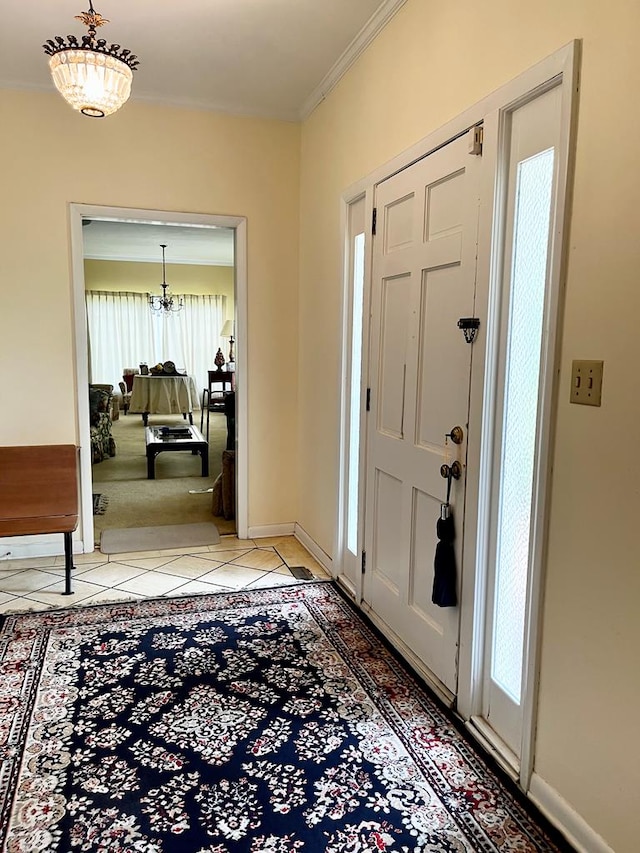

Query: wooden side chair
left=200, top=369, right=235, bottom=440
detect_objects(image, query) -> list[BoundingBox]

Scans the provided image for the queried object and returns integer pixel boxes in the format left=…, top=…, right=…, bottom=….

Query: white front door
left=363, top=132, right=483, bottom=695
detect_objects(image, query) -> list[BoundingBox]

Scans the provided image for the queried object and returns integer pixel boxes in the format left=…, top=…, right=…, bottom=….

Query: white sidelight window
left=481, top=84, right=562, bottom=762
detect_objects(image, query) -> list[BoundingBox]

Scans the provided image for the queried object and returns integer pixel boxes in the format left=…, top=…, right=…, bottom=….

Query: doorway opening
left=70, top=205, right=248, bottom=554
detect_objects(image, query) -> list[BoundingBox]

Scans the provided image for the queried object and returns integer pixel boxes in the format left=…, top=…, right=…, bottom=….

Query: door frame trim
left=335, top=40, right=579, bottom=791
left=69, top=203, right=249, bottom=548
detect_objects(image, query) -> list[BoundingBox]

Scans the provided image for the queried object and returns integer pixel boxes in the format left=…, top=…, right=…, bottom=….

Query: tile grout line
left=1, top=538, right=330, bottom=613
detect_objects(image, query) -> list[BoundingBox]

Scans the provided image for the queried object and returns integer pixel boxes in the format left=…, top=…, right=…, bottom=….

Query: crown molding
left=129, top=92, right=301, bottom=124
left=0, top=79, right=52, bottom=95
left=299, top=0, right=408, bottom=121
left=0, top=79, right=301, bottom=123
left=83, top=254, right=232, bottom=267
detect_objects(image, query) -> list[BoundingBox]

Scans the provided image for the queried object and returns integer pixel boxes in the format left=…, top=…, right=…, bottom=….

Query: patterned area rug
left=0, top=583, right=568, bottom=852
left=92, top=493, right=109, bottom=515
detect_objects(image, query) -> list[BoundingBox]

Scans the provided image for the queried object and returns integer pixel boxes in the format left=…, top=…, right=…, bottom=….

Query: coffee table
left=145, top=424, right=209, bottom=480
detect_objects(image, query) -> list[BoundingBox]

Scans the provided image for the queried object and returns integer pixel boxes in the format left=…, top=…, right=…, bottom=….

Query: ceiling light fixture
left=43, top=1, right=139, bottom=118
left=149, top=244, right=183, bottom=315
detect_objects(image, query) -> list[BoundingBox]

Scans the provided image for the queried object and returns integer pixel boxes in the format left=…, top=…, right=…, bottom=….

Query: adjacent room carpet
left=0, top=583, right=569, bottom=853
left=100, top=521, right=221, bottom=554
left=92, top=411, right=235, bottom=540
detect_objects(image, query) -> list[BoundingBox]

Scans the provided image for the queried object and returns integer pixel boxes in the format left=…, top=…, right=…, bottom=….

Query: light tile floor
left=0, top=535, right=330, bottom=615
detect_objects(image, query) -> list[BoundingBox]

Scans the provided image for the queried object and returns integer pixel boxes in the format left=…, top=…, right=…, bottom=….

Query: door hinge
left=361, top=550, right=366, bottom=574
left=468, top=125, right=483, bottom=156
left=371, top=207, right=377, bottom=236
left=366, top=387, right=371, bottom=411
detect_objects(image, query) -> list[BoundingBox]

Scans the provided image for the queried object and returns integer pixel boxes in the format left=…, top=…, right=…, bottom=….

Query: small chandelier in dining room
left=149, top=244, right=184, bottom=315
left=43, top=1, right=139, bottom=118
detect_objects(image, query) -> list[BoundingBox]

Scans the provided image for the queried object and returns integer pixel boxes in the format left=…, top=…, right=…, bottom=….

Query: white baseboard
left=247, top=523, right=295, bottom=539
left=293, top=523, right=333, bottom=574
left=0, top=533, right=84, bottom=561
left=529, top=773, right=615, bottom=853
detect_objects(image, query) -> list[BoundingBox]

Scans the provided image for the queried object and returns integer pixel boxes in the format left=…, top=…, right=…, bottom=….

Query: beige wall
left=298, top=1, right=639, bottom=850
left=2, top=2, right=638, bottom=847
left=84, top=259, right=235, bottom=312
left=0, top=90, right=300, bottom=529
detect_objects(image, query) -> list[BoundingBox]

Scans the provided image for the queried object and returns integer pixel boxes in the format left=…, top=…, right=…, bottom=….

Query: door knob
left=446, top=425, right=464, bottom=445
left=440, top=461, right=462, bottom=481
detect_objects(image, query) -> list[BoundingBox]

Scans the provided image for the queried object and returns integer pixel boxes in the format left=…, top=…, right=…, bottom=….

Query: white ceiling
left=1, top=0, right=406, bottom=121
left=83, top=220, right=234, bottom=266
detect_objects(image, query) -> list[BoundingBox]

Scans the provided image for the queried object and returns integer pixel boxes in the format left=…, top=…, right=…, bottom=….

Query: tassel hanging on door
left=432, top=465, right=458, bottom=607
left=432, top=507, right=458, bottom=607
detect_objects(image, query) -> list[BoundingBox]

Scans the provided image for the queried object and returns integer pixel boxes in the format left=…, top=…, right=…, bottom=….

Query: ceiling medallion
left=43, top=1, right=139, bottom=118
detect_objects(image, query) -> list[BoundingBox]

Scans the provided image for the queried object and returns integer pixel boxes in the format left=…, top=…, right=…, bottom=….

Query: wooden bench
left=0, top=445, right=79, bottom=596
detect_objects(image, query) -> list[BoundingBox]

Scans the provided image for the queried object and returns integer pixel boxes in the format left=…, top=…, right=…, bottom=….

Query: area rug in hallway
left=100, top=521, right=220, bottom=554
left=0, top=583, right=568, bottom=853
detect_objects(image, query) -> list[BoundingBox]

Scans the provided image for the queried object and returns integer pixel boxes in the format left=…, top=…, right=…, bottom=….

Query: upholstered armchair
left=118, top=368, right=140, bottom=415
left=89, top=385, right=116, bottom=464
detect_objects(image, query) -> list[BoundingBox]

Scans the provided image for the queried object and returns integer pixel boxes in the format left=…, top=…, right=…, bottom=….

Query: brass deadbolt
left=446, top=426, right=464, bottom=445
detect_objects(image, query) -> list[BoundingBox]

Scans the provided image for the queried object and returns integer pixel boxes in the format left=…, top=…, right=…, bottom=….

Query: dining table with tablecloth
left=128, top=374, right=200, bottom=424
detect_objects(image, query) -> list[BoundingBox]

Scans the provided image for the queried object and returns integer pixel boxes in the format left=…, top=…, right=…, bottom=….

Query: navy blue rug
left=0, top=583, right=568, bottom=852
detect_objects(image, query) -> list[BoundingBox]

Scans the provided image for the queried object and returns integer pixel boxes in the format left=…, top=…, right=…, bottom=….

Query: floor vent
left=289, top=565, right=314, bottom=580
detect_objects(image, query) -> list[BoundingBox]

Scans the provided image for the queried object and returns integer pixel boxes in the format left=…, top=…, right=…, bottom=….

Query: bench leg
left=62, top=531, right=74, bottom=595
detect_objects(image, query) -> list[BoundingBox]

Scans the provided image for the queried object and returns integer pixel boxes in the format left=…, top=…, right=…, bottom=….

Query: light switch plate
left=570, top=359, right=603, bottom=406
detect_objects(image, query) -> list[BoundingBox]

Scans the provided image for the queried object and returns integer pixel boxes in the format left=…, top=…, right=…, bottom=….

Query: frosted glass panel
left=492, top=149, right=554, bottom=702
left=347, top=233, right=365, bottom=555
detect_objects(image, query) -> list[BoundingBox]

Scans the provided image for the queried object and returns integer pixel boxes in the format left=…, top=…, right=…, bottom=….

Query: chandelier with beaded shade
left=43, top=1, right=139, bottom=118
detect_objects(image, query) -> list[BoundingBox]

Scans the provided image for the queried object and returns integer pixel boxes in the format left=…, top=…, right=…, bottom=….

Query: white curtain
left=86, top=290, right=227, bottom=394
